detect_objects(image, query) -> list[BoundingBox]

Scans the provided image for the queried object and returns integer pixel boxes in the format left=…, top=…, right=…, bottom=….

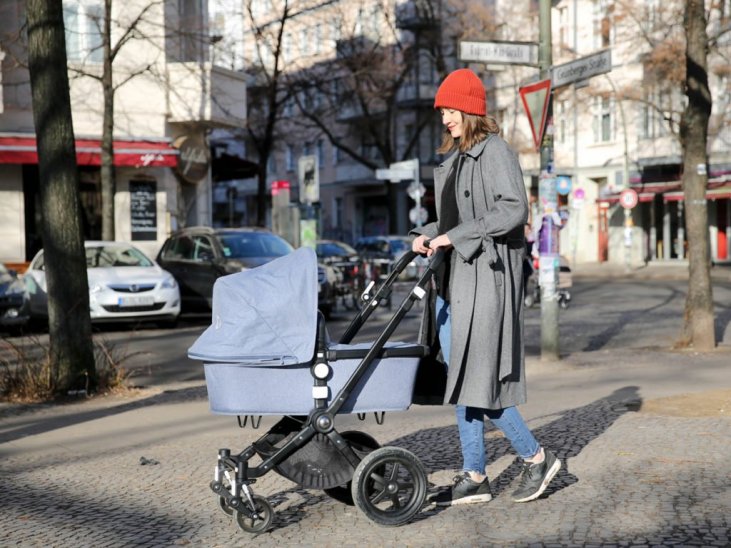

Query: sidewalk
left=1, top=346, right=729, bottom=546
left=571, top=259, right=731, bottom=282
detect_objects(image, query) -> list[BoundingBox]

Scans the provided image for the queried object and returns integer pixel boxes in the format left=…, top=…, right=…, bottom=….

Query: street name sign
left=519, top=79, right=552, bottom=151
left=552, top=49, right=612, bottom=89
left=459, top=40, right=538, bottom=66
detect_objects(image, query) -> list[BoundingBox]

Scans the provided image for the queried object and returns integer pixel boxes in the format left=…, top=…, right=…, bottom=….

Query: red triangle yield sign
left=519, top=79, right=552, bottom=151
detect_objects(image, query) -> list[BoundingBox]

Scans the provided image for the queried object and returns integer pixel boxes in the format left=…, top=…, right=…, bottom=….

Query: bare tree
left=26, top=0, right=96, bottom=393
left=679, top=0, right=715, bottom=350
left=70, top=1, right=160, bottom=241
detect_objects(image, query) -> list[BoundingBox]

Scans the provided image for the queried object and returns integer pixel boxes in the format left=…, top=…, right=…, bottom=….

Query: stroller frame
left=207, top=249, right=445, bottom=532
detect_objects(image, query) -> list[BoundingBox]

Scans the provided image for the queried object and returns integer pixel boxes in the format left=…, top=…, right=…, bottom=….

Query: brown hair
left=437, top=112, right=500, bottom=154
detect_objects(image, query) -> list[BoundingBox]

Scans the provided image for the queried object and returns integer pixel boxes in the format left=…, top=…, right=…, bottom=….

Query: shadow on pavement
left=0, top=385, right=208, bottom=446
left=256, top=386, right=641, bottom=532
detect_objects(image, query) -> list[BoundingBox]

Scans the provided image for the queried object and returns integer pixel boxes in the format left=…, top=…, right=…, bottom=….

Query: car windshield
left=219, top=232, right=294, bottom=259
left=388, top=238, right=410, bottom=254
left=317, top=241, right=357, bottom=257
left=86, top=245, right=153, bottom=268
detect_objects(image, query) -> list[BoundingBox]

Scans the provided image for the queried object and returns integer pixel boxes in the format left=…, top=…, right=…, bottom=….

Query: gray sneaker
left=434, top=472, right=493, bottom=506
left=511, top=449, right=561, bottom=503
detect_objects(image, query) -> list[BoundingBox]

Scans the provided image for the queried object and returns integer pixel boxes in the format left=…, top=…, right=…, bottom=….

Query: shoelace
left=517, top=461, right=538, bottom=487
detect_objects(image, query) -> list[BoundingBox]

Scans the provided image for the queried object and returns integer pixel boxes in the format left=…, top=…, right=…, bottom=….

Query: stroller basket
left=204, top=341, right=427, bottom=415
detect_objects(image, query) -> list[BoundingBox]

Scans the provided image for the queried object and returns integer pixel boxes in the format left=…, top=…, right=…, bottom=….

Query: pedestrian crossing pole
left=539, top=0, right=560, bottom=361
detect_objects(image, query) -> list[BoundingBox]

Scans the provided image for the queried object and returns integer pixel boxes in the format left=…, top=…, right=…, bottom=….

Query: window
left=300, top=28, right=309, bottom=56
left=286, top=145, right=295, bottom=171
left=303, top=142, right=311, bottom=157
left=284, top=32, right=292, bottom=62
left=178, top=0, right=205, bottom=62
left=332, top=144, right=340, bottom=166
left=557, top=100, right=566, bottom=144
left=593, top=0, right=614, bottom=49
left=63, top=1, right=103, bottom=63
left=317, top=139, right=324, bottom=164
left=314, top=24, right=322, bottom=54
left=330, top=19, right=341, bottom=46
left=559, top=6, right=569, bottom=49
left=593, top=96, right=613, bottom=142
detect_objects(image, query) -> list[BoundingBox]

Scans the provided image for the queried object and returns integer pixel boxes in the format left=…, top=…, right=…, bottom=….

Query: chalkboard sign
left=130, top=180, right=157, bottom=241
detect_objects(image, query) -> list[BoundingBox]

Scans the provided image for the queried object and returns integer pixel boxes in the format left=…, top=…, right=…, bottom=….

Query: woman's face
left=440, top=108, right=463, bottom=139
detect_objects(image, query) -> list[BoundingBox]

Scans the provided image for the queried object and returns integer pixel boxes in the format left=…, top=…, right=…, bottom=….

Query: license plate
left=118, top=296, right=155, bottom=307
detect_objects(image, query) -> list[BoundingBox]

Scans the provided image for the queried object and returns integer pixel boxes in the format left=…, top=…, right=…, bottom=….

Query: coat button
left=464, top=190, right=470, bottom=197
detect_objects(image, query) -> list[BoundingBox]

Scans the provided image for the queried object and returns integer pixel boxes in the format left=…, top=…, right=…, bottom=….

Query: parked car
left=157, top=226, right=336, bottom=318
left=0, top=262, right=30, bottom=331
left=354, top=235, right=425, bottom=281
left=24, top=242, right=181, bottom=325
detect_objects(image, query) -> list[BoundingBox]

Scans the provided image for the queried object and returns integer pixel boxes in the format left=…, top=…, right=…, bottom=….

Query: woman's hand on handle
left=413, top=233, right=452, bottom=257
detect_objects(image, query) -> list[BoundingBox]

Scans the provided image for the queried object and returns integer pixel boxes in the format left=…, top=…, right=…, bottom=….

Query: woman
left=411, top=69, right=560, bottom=506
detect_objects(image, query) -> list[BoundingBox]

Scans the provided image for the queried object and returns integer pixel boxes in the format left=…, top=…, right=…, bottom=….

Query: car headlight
left=161, top=276, right=177, bottom=289
left=89, top=283, right=104, bottom=294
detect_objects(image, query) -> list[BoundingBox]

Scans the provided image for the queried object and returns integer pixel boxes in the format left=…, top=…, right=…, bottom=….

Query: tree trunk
left=679, top=0, right=715, bottom=350
left=26, top=0, right=96, bottom=392
left=101, top=0, right=115, bottom=241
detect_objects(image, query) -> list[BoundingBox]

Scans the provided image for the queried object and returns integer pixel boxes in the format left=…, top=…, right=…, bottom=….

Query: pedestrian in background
left=411, top=68, right=561, bottom=506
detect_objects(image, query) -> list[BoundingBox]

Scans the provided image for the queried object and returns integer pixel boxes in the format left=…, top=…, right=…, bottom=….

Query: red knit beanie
left=434, top=69, right=486, bottom=116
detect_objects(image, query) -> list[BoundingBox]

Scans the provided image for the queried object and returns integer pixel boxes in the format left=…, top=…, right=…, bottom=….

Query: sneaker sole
left=436, top=493, right=493, bottom=507
left=513, top=458, right=562, bottom=503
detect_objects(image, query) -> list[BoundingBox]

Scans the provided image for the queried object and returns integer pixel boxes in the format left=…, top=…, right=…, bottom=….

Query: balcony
left=166, top=62, right=247, bottom=128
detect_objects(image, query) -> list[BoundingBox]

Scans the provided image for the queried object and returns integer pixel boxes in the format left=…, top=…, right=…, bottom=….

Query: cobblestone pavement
left=1, top=270, right=730, bottom=547
left=1, top=349, right=729, bottom=547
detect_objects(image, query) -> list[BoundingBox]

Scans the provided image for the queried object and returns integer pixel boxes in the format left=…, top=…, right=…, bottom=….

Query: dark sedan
left=156, top=226, right=336, bottom=318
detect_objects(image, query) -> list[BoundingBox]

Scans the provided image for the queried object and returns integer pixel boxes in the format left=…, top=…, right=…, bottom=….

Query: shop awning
left=0, top=134, right=179, bottom=168
left=663, top=180, right=731, bottom=202
left=597, top=179, right=731, bottom=203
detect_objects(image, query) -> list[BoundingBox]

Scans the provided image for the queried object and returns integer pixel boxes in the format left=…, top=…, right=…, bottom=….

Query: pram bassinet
left=188, top=248, right=424, bottom=415
left=189, top=246, right=444, bottom=532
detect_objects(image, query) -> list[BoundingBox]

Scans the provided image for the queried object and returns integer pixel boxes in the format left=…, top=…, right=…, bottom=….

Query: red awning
left=0, top=135, right=178, bottom=168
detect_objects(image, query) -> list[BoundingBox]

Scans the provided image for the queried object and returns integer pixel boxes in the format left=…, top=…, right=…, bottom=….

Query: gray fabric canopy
left=188, top=247, right=318, bottom=365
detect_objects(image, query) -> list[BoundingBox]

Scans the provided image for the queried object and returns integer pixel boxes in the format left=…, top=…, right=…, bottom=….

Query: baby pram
left=188, top=246, right=444, bottom=533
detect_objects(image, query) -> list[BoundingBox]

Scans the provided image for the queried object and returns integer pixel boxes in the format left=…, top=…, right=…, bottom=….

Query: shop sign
left=130, top=180, right=157, bottom=241
left=174, top=135, right=209, bottom=183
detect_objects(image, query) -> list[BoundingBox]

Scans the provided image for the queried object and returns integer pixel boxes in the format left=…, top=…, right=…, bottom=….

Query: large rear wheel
left=351, top=446, right=427, bottom=526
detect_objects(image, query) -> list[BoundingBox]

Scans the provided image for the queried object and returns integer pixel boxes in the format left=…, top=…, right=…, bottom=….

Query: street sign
left=407, top=181, right=426, bottom=200
left=620, top=188, right=639, bottom=209
left=552, top=49, right=612, bottom=89
left=409, top=206, right=428, bottom=225
left=459, top=40, right=538, bottom=66
left=375, top=168, right=413, bottom=182
left=519, top=79, right=552, bottom=151
left=556, top=176, right=572, bottom=196
left=298, top=155, right=319, bottom=203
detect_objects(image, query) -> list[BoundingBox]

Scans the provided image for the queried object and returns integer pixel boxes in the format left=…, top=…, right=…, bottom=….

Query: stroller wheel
left=351, top=446, right=427, bottom=527
left=218, top=496, right=233, bottom=516
left=234, top=494, right=273, bottom=534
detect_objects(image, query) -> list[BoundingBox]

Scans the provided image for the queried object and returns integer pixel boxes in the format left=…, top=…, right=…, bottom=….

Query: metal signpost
left=376, top=158, right=425, bottom=227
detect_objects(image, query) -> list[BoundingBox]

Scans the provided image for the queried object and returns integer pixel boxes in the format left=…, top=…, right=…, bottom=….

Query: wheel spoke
left=387, top=462, right=400, bottom=482
left=390, top=494, right=402, bottom=508
left=371, top=487, right=389, bottom=504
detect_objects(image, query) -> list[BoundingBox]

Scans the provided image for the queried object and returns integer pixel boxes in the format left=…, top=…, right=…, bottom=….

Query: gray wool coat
left=412, top=134, right=529, bottom=410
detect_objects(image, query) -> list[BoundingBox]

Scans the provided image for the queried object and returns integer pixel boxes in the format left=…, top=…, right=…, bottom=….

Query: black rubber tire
left=218, top=495, right=233, bottom=516
left=234, top=494, right=274, bottom=533
left=351, top=446, right=427, bottom=527
left=323, top=431, right=380, bottom=506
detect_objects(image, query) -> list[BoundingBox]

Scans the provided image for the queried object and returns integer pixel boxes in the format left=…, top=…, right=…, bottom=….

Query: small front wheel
left=351, top=446, right=427, bottom=527
left=234, top=495, right=274, bottom=534
left=218, top=496, right=233, bottom=516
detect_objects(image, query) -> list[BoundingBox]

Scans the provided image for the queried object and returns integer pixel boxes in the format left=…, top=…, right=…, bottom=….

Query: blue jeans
left=436, top=296, right=540, bottom=474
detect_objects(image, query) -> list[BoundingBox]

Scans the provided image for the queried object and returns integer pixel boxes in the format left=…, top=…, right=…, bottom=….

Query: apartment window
left=300, top=28, right=309, bottom=56
left=332, top=144, right=340, bottom=166
left=557, top=100, right=566, bottom=144
left=593, top=1, right=614, bottom=49
left=593, top=96, right=613, bottom=142
left=286, top=145, right=295, bottom=171
left=559, top=7, right=569, bottom=49
left=178, top=0, right=205, bottom=62
left=370, top=5, right=381, bottom=38
left=317, top=139, right=324, bottom=164
left=303, top=142, right=312, bottom=157
left=314, top=24, right=322, bottom=54
left=63, top=1, right=103, bottom=63
left=284, top=32, right=292, bottom=62
left=330, top=19, right=341, bottom=47
left=268, top=154, right=276, bottom=173
left=333, top=197, right=343, bottom=230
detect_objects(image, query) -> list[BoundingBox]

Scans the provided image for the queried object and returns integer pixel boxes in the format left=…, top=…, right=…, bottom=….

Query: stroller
left=188, top=246, right=444, bottom=533
left=524, top=254, right=573, bottom=309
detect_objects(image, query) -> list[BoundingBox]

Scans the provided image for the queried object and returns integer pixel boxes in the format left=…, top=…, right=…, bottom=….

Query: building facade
left=0, top=0, right=247, bottom=263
